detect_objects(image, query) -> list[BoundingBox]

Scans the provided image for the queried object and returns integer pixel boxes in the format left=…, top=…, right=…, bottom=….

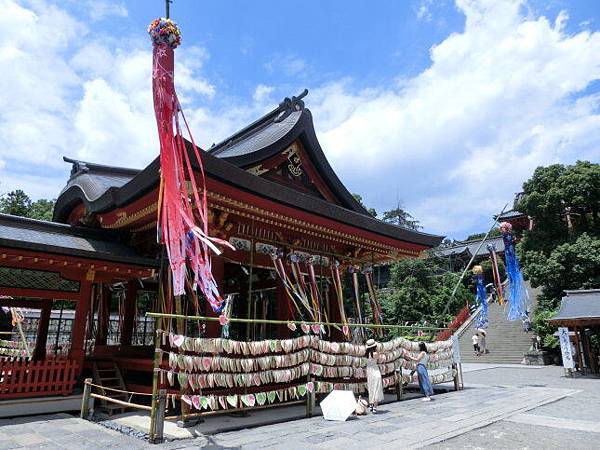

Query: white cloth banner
left=452, top=335, right=461, bottom=364
left=558, top=327, right=574, bottom=369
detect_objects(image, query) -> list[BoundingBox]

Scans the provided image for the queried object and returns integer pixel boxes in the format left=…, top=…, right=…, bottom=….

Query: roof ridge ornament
left=275, top=89, right=308, bottom=123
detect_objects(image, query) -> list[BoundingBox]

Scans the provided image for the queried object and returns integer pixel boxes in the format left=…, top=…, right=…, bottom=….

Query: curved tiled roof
left=54, top=92, right=444, bottom=248
left=210, top=110, right=303, bottom=159
left=0, top=214, right=156, bottom=266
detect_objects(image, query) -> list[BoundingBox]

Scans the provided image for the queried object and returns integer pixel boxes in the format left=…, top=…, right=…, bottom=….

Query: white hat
left=366, top=339, right=377, bottom=349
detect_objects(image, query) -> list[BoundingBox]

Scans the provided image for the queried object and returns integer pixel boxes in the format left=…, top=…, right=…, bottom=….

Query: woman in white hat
left=365, top=338, right=384, bottom=413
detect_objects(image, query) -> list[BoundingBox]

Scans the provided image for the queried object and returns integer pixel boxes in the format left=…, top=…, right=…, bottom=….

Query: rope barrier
left=86, top=380, right=153, bottom=396
left=146, top=312, right=447, bottom=332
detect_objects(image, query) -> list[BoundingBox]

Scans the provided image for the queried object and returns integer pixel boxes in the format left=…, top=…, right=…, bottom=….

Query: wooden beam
left=0, top=287, right=81, bottom=301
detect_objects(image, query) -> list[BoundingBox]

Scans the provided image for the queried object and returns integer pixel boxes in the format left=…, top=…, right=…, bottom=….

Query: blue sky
left=1, top=0, right=599, bottom=239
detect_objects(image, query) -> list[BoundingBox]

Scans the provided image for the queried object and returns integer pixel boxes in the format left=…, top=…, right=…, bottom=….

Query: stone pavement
left=0, top=413, right=152, bottom=450
left=0, top=364, right=597, bottom=449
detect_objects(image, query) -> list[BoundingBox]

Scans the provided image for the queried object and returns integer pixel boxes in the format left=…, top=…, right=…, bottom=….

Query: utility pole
left=165, top=0, right=172, bottom=19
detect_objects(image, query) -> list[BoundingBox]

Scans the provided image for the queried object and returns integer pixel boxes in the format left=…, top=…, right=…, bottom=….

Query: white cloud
left=416, top=0, right=434, bottom=22
left=85, top=0, right=127, bottom=21
left=1, top=0, right=599, bottom=243
left=309, top=0, right=600, bottom=238
left=253, top=84, right=274, bottom=103
left=264, top=55, right=308, bottom=77
left=0, top=0, right=215, bottom=195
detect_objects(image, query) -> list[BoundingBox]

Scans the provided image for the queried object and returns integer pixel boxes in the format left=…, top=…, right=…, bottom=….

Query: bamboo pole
left=149, top=315, right=162, bottom=443
left=146, top=312, right=446, bottom=331
left=431, top=202, right=509, bottom=339
left=90, top=393, right=152, bottom=411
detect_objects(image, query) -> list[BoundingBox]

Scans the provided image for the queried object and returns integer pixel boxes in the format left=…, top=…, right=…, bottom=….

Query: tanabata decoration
left=160, top=330, right=455, bottom=402
left=499, top=222, right=530, bottom=321
left=472, top=265, right=488, bottom=329
left=148, top=17, right=233, bottom=311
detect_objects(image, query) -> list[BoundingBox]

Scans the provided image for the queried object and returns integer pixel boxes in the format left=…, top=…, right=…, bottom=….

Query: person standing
left=365, top=339, right=384, bottom=413
left=404, top=342, right=434, bottom=401
left=477, top=329, right=487, bottom=354
left=472, top=333, right=480, bottom=356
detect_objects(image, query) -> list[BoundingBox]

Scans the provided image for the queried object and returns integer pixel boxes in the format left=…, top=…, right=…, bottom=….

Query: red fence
left=436, top=305, right=471, bottom=341
left=0, top=358, right=79, bottom=399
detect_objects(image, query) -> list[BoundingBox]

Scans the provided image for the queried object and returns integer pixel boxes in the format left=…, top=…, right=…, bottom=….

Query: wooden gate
left=0, top=358, right=79, bottom=399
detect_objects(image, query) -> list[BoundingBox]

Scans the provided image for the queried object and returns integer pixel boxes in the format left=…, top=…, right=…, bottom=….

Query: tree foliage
left=0, top=190, right=55, bottom=221
left=382, top=206, right=421, bottom=230
left=517, top=161, right=600, bottom=348
left=351, top=193, right=377, bottom=217
left=379, top=257, right=471, bottom=329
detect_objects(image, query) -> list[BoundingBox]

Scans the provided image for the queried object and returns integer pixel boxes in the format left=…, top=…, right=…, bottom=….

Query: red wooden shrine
left=0, top=92, right=442, bottom=399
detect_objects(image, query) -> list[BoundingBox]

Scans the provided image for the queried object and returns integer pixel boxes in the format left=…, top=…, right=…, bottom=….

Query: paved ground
left=0, top=364, right=597, bottom=449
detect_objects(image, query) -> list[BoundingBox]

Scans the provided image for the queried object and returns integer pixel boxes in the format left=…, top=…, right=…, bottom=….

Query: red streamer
left=152, top=43, right=233, bottom=311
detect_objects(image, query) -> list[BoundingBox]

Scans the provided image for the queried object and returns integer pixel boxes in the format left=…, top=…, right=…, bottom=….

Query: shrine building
left=0, top=91, right=442, bottom=402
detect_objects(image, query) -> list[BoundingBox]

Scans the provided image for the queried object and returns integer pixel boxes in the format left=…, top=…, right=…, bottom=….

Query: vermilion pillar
left=120, top=281, right=138, bottom=346
left=33, top=300, right=52, bottom=361
left=96, top=284, right=111, bottom=346
left=70, top=280, right=92, bottom=365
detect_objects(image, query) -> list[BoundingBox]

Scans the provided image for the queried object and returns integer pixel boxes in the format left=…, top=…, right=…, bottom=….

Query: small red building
left=0, top=92, right=442, bottom=400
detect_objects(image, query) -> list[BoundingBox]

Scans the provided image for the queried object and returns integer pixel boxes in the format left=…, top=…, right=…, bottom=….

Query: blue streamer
left=475, top=274, right=488, bottom=328
left=501, top=230, right=530, bottom=321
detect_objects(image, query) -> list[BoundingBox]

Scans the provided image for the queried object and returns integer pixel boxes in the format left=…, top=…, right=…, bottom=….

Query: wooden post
left=120, top=281, right=137, bottom=346
left=80, top=378, right=93, bottom=419
left=395, top=368, right=403, bottom=401
left=149, top=317, right=162, bottom=443
left=34, top=300, right=52, bottom=361
left=452, top=363, right=459, bottom=391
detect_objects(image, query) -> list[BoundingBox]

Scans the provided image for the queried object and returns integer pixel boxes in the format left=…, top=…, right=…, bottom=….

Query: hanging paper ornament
left=148, top=17, right=234, bottom=311
left=267, top=391, right=277, bottom=404
left=499, top=222, right=530, bottom=320
left=301, top=323, right=310, bottom=334
left=218, top=396, right=227, bottom=410
left=192, top=395, right=201, bottom=410
left=219, top=315, right=229, bottom=326
left=181, top=394, right=193, bottom=406
left=226, top=395, right=238, bottom=408
left=287, top=322, right=297, bottom=331
left=256, top=392, right=267, bottom=406
left=297, top=384, right=307, bottom=397
left=307, top=381, right=314, bottom=393
left=311, top=324, right=321, bottom=334
left=472, top=266, right=488, bottom=329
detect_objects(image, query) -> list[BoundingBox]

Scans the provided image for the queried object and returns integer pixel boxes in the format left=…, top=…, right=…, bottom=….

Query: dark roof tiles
left=0, top=214, right=156, bottom=267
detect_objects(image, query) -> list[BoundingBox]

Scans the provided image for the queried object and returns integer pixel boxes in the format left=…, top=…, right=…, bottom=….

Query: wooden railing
left=436, top=305, right=471, bottom=341
left=0, top=358, right=79, bottom=399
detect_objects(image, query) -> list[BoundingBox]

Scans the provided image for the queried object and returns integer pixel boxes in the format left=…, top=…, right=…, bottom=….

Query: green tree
left=29, top=199, right=56, bottom=221
left=379, top=257, right=470, bottom=332
left=465, top=229, right=501, bottom=241
left=0, top=190, right=55, bottom=221
left=517, top=161, right=600, bottom=348
left=382, top=205, right=421, bottom=230
left=0, top=190, right=32, bottom=217
left=352, top=193, right=377, bottom=217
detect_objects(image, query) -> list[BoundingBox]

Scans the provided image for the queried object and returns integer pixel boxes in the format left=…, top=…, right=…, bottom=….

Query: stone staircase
left=457, top=297, right=536, bottom=364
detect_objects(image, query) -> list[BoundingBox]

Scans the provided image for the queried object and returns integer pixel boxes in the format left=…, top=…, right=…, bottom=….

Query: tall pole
left=165, top=0, right=171, bottom=19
